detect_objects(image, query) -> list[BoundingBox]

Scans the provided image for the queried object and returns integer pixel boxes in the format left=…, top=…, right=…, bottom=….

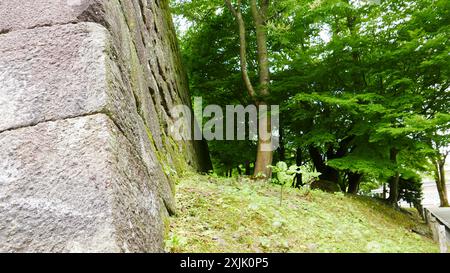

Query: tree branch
left=260, top=0, right=270, bottom=19
left=224, top=0, right=238, bottom=17
left=225, top=0, right=257, bottom=99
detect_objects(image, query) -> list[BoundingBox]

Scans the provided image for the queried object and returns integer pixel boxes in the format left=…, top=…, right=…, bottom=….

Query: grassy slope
left=165, top=173, right=438, bottom=253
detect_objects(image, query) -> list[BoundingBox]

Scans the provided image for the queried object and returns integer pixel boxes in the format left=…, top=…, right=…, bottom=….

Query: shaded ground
left=166, top=173, right=438, bottom=253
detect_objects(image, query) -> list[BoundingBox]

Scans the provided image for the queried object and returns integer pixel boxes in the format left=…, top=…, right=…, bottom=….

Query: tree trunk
left=438, top=162, right=449, bottom=207
left=245, top=161, right=251, bottom=176
left=237, top=165, right=242, bottom=176
left=308, top=145, right=339, bottom=183
left=225, top=0, right=273, bottom=180
left=347, top=172, right=362, bottom=194
left=435, top=158, right=449, bottom=207
left=250, top=0, right=270, bottom=98
left=388, top=174, right=400, bottom=206
left=308, top=145, right=325, bottom=173
left=388, top=148, right=400, bottom=206
left=251, top=0, right=272, bottom=179
left=278, top=127, right=286, bottom=162
left=253, top=102, right=273, bottom=178
left=293, top=148, right=303, bottom=188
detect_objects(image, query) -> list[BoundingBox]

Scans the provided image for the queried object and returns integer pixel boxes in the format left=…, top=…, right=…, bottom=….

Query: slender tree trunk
left=438, top=161, right=449, bottom=207
left=278, top=127, right=286, bottom=162
left=293, top=148, right=303, bottom=188
left=251, top=0, right=272, bottom=179
left=237, top=165, right=243, bottom=176
left=245, top=161, right=251, bottom=176
left=224, top=0, right=256, bottom=98
left=250, top=1, right=270, bottom=98
left=253, top=102, right=273, bottom=178
left=225, top=0, right=273, bottom=179
left=435, top=157, right=449, bottom=207
left=388, top=148, right=400, bottom=206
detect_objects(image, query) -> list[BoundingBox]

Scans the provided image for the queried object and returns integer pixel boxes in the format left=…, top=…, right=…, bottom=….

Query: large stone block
left=0, top=22, right=108, bottom=133
left=0, top=0, right=97, bottom=32
left=0, top=114, right=164, bottom=252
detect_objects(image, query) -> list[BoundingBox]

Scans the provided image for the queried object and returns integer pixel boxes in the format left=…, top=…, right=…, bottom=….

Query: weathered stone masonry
left=0, top=0, right=210, bottom=252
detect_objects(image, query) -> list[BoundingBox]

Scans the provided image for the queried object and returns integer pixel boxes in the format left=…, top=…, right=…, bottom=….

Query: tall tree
left=224, top=0, right=273, bottom=178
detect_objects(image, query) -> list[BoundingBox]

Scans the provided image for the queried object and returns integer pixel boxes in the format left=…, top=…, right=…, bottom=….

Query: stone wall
left=0, top=0, right=210, bottom=252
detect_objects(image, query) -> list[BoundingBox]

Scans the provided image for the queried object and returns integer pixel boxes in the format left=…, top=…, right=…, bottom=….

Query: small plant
left=254, top=172, right=268, bottom=180
left=165, top=234, right=187, bottom=253
left=298, top=165, right=322, bottom=185
left=163, top=165, right=178, bottom=178
left=208, top=170, right=220, bottom=179
left=269, top=162, right=302, bottom=205
left=270, top=162, right=322, bottom=186
left=270, top=162, right=302, bottom=185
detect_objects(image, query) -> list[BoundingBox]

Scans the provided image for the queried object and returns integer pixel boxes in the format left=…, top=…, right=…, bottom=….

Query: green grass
left=165, top=173, right=438, bottom=253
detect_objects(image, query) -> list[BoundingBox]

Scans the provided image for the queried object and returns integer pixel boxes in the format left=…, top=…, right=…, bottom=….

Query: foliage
left=270, top=161, right=321, bottom=186
left=270, top=162, right=299, bottom=185
left=399, top=174, right=423, bottom=208
left=171, top=0, right=450, bottom=203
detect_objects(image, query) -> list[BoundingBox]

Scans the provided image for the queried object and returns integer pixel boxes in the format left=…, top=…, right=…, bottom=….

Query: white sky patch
left=215, top=7, right=224, bottom=16
left=173, top=15, right=192, bottom=37
left=319, top=25, right=331, bottom=44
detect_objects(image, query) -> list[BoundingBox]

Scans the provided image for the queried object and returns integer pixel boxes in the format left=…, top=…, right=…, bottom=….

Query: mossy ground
left=166, top=173, right=438, bottom=253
